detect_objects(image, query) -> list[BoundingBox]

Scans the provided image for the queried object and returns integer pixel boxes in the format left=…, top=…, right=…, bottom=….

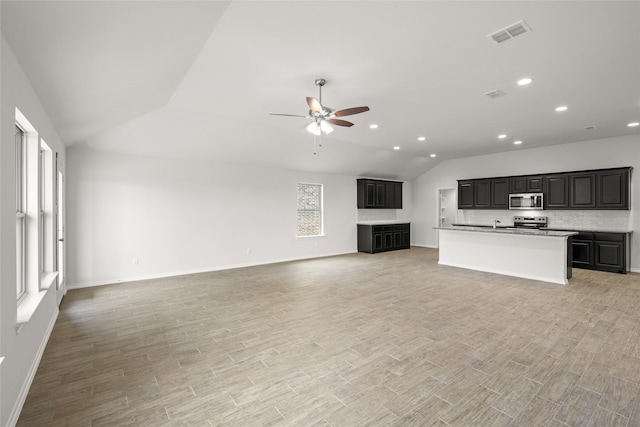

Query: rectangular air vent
left=488, top=20, right=532, bottom=44
left=484, top=89, right=507, bottom=99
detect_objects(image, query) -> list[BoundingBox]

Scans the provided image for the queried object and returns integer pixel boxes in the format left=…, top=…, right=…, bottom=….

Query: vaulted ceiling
left=2, top=1, right=639, bottom=180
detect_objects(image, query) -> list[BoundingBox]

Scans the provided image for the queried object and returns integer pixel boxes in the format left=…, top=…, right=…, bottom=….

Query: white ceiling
left=2, top=1, right=639, bottom=180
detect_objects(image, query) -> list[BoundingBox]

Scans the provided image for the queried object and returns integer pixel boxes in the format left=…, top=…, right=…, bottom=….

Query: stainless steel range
left=512, top=216, right=547, bottom=229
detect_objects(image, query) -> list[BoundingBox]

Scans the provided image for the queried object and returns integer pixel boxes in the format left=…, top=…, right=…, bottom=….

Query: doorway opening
left=436, top=188, right=456, bottom=246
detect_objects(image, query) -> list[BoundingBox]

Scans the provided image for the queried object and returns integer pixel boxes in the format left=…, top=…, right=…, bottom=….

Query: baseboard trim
left=66, top=251, right=357, bottom=289
left=7, top=305, right=59, bottom=427
left=411, top=243, right=438, bottom=249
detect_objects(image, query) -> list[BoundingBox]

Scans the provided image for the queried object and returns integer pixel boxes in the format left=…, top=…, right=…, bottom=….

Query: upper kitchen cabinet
left=544, top=174, right=570, bottom=209
left=459, top=166, right=631, bottom=210
left=458, top=180, right=474, bottom=208
left=357, top=178, right=403, bottom=209
left=570, top=172, right=596, bottom=209
left=568, top=168, right=630, bottom=210
left=474, top=179, right=491, bottom=208
left=457, top=178, right=507, bottom=209
left=596, top=168, right=630, bottom=209
left=510, top=175, right=544, bottom=193
left=491, top=179, right=509, bottom=209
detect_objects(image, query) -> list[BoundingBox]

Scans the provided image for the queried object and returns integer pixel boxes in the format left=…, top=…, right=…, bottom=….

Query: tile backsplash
left=458, top=209, right=632, bottom=231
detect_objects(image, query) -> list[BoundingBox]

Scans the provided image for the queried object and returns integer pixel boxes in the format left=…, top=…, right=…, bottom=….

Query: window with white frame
left=39, top=146, right=45, bottom=273
left=16, top=124, right=27, bottom=301
left=39, top=140, right=53, bottom=280
left=297, top=183, right=323, bottom=237
left=15, top=107, right=57, bottom=316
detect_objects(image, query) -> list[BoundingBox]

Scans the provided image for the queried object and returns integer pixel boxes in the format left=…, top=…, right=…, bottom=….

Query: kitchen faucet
left=493, top=219, right=501, bottom=229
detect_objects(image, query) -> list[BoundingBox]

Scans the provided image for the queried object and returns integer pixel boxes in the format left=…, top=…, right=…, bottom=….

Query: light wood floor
left=17, top=247, right=640, bottom=426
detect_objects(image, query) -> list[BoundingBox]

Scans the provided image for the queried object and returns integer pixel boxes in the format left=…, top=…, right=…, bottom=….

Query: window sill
left=40, top=271, right=58, bottom=290
left=16, top=272, right=58, bottom=332
left=296, top=234, right=325, bottom=239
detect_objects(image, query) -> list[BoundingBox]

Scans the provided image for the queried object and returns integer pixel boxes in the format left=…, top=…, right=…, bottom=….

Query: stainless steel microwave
left=509, top=193, right=544, bottom=210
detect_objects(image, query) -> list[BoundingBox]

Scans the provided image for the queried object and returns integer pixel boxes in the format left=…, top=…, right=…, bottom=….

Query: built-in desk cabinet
left=357, top=223, right=410, bottom=253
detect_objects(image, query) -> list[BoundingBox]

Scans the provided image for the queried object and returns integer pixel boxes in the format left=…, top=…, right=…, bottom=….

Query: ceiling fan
left=270, top=78, right=370, bottom=136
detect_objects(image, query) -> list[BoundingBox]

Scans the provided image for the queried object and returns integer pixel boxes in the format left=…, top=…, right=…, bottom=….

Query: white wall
left=66, top=148, right=412, bottom=288
left=0, top=36, right=66, bottom=427
left=411, top=134, right=640, bottom=271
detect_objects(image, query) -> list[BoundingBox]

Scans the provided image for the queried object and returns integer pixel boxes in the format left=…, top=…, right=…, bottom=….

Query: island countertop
left=435, top=225, right=578, bottom=238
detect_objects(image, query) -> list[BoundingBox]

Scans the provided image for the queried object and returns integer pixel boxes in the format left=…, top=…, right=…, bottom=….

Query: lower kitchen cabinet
left=357, top=223, right=410, bottom=254
left=571, top=231, right=629, bottom=274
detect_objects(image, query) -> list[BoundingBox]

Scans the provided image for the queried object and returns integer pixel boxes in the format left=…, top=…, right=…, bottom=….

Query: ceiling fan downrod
left=315, top=78, right=326, bottom=106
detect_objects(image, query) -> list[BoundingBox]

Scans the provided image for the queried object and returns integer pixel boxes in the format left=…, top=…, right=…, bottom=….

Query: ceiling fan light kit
left=270, top=78, right=370, bottom=149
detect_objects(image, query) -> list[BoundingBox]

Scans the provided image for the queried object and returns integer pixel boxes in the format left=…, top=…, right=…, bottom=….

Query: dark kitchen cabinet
left=510, top=175, right=544, bottom=193
left=570, top=172, right=596, bottom=209
left=357, top=223, right=410, bottom=253
left=491, top=179, right=509, bottom=209
left=359, top=180, right=376, bottom=208
left=394, top=181, right=403, bottom=209
left=597, top=168, right=629, bottom=209
left=458, top=181, right=474, bottom=208
left=459, top=167, right=631, bottom=210
left=384, top=181, right=394, bottom=209
left=545, top=174, right=570, bottom=209
left=375, top=181, right=385, bottom=206
left=474, top=180, right=491, bottom=208
left=570, top=231, right=628, bottom=274
left=458, top=178, right=507, bottom=209
left=571, top=232, right=594, bottom=268
left=357, top=179, right=403, bottom=209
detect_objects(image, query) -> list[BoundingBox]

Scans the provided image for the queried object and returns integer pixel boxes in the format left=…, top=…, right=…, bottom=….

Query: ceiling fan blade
left=269, top=113, right=307, bottom=118
left=307, top=97, right=323, bottom=113
left=333, top=106, right=370, bottom=117
left=328, top=118, right=354, bottom=127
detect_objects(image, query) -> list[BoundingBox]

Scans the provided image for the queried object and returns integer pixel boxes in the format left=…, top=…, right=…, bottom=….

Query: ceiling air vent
left=484, top=89, right=507, bottom=99
left=488, top=20, right=532, bottom=44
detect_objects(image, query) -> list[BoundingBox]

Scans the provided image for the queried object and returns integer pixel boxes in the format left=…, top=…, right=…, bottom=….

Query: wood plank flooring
left=17, top=247, right=640, bottom=426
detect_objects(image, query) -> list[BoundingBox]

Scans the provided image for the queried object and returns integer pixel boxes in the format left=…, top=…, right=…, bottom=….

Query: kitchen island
left=435, top=226, right=578, bottom=285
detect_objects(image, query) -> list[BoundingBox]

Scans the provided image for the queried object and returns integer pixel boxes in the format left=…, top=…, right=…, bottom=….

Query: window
left=16, top=125, right=26, bottom=301
left=39, top=147, right=45, bottom=273
left=297, top=183, right=323, bottom=237
left=15, top=107, right=59, bottom=325
left=39, top=140, right=53, bottom=279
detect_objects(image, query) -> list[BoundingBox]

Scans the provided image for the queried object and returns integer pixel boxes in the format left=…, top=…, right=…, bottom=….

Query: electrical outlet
left=246, top=248, right=252, bottom=255
left=132, top=258, right=139, bottom=266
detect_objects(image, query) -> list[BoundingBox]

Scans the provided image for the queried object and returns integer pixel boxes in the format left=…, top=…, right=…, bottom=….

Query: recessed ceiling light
left=369, top=124, right=378, bottom=129
left=498, top=134, right=507, bottom=139
left=517, top=77, right=533, bottom=86
left=513, top=140, right=522, bottom=145
left=628, top=122, right=640, bottom=127
left=430, top=154, right=436, bottom=158
left=418, top=136, right=426, bottom=141
left=393, top=146, right=400, bottom=150
left=555, top=105, right=568, bottom=112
